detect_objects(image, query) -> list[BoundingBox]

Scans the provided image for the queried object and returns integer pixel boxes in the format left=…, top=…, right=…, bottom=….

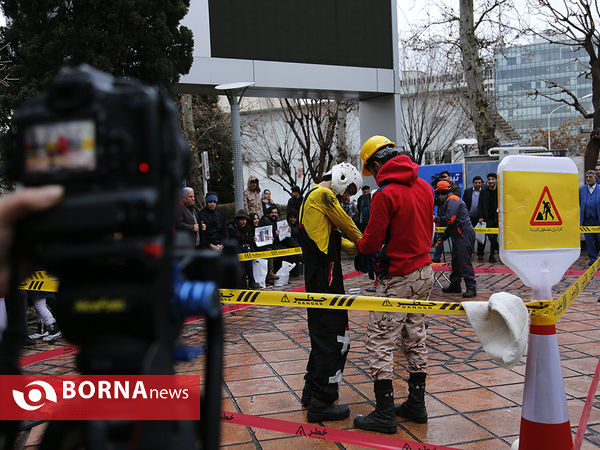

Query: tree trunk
left=584, top=56, right=600, bottom=171
left=459, top=0, right=499, bottom=155
left=181, top=94, right=204, bottom=204
left=336, top=101, right=348, bottom=163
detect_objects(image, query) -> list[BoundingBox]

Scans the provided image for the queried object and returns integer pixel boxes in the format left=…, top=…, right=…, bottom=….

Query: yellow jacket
left=300, top=184, right=362, bottom=255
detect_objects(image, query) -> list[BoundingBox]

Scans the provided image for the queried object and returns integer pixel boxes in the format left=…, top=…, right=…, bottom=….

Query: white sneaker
left=28, top=322, right=48, bottom=340
left=42, top=324, right=62, bottom=343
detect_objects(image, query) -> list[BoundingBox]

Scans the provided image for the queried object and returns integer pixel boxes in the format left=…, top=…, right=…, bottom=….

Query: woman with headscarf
left=244, top=176, right=263, bottom=218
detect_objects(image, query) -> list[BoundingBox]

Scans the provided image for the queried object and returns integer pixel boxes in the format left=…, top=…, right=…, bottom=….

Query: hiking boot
left=266, top=270, right=279, bottom=281
left=301, top=383, right=311, bottom=408
left=462, top=288, right=477, bottom=298
left=395, top=372, right=427, bottom=424
left=353, top=380, right=397, bottom=434
left=24, top=336, right=36, bottom=346
left=307, top=398, right=350, bottom=422
left=42, top=324, right=62, bottom=343
left=249, top=282, right=261, bottom=290
left=489, top=255, right=497, bottom=263
left=442, top=284, right=461, bottom=294
left=28, top=322, right=48, bottom=340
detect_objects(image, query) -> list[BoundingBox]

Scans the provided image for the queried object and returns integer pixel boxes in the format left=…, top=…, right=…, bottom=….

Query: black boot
left=395, top=372, right=427, bottom=423
left=353, top=380, right=397, bottom=434
left=442, top=283, right=461, bottom=293
left=301, top=383, right=311, bottom=408
left=307, top=397, right=350, bottom=422
left=462, top=288, right=477, bottom=298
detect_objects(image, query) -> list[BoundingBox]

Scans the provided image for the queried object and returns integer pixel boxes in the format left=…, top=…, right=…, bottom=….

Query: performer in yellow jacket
left=298, top=162, right=363, bottom=422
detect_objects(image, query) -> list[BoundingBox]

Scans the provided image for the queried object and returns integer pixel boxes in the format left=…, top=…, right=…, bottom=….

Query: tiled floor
left=18, top=252, right=600, bottom=449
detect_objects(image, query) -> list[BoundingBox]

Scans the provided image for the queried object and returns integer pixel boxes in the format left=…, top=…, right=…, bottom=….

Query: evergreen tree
left=0, top=0, right=194, bottom=127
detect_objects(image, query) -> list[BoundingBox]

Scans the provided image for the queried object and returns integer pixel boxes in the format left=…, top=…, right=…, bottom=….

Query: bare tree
left=526, top=117, right=588, bottom=155
left=242, top=98, right=354, bottom=196
left=242, top=99, right=312, bottom=196
left=526, top=0, right=600, bottom=170
left=399, top=57, right=473, bottom=164
left=459, top=0, right=500, bottom=154
left=401, top=0, right=517, bottom=155
left=281, top=98, right=341, bottom=183
left=335, top=100, right=358, bottom=163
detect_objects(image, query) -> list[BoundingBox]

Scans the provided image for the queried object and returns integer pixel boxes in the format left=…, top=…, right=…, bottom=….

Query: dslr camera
left=2, top=65, right=231, bottom=449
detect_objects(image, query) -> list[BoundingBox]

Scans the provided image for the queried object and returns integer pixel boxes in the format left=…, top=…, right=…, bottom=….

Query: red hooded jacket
left=357, top=155, right=433, bottom=276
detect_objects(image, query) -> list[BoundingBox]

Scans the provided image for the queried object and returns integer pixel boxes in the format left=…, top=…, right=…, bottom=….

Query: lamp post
left=547, top=93, right=592, bottom=151
left=215, top=81, right=255, bottom=212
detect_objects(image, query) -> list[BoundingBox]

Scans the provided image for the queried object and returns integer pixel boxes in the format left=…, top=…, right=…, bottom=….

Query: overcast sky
left=397, top=0, right=555, bottom=41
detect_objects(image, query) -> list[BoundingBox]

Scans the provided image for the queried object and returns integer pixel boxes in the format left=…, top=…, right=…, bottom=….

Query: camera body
left=7, top=64, right=186, bottom=256
left=2, top=65, right=230, bottom=449
left=5, top=65, right=190, bottom=371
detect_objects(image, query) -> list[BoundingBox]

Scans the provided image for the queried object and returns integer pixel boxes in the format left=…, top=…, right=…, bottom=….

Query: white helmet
left=330, top=162, right=363, bottom=196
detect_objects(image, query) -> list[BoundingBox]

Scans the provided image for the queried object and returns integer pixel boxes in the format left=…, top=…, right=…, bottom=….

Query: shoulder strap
left=299, top=186, right=319, bottom=223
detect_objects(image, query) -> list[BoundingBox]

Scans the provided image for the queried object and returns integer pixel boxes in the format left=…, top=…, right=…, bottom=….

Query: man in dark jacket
left=197, top=191, right=227, bottom=252
left=435, top=181, right=477, bottom=297
left=356, top=185, right=371, bottom=232
left=463, top=176, right=484, bottom=260
left=353, top=135, right=434, bottom=434
left=228, top=209, right=259, bottom=288
left=478, top=173, right=499, bottom=262
left=432, top=171, right=461, bottom=262
left=175, top=187, right=203, bottom=248
left=286, top=185, right=303, bottom=215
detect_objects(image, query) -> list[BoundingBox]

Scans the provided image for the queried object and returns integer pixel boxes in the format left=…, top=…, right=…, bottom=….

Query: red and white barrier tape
left=573, top=357, right=600, bottom=450
left=221, top=410, right=460, bottom=450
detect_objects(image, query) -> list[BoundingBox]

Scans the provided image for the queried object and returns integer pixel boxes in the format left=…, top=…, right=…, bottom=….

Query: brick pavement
left=17, top=252, right=600, bottom=449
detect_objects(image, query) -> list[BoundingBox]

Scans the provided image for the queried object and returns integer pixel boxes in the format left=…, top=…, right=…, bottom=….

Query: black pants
left=487, top=234, right=499, bottom=256
left=299, top=228, right=349, bottom=403
left=449, top=229, right=476, bottom=290
left=305, top=308, right=349, bottom=402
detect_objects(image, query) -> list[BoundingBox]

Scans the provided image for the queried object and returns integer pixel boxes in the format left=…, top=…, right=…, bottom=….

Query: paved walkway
left=18, top=253, right=600, bottom=449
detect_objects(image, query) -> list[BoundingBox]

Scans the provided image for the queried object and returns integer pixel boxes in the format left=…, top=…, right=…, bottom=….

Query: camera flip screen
left=23, top=120, right=96, bottom=174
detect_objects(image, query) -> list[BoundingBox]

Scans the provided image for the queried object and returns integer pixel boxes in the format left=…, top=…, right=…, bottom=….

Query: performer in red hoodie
left=353, top=136, right=435, bottom=434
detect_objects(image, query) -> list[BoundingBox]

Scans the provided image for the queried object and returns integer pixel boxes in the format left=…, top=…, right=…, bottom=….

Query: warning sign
left=502, top=171, right=579, bottom=250
left=530, top=186, right=562, bottom=226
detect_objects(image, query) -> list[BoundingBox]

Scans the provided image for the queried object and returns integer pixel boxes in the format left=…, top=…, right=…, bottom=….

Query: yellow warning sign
left=530, top=186, right=562, bottom=226
left=503, top=171, right=579, bottom=250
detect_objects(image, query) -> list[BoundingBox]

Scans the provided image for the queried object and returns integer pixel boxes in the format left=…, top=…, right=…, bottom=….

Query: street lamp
left=215, top=81, right=255, bottom=212
left=547, top=93, right=592, bottom=151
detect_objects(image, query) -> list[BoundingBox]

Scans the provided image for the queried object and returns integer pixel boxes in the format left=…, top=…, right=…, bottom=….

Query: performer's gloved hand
left=354, top=253, right=376, bottom=280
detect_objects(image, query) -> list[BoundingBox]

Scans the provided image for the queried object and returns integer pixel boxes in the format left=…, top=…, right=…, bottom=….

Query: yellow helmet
left=360, top=135, right=396, bottom=175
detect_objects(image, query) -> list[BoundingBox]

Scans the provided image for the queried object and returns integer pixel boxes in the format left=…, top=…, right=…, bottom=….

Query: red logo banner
left=0, top=375, right=201, bottom=420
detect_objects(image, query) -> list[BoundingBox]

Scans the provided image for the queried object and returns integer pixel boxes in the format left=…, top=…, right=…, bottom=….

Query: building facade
left=495, top=40, right=592, bottom=139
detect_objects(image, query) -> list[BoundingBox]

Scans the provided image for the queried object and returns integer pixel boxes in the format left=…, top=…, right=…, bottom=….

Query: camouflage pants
left=366, top=265, right=434, bottom=380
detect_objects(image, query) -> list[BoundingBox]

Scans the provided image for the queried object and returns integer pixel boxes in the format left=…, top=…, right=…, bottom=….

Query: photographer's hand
left=0, top=186, right=64, bottom=296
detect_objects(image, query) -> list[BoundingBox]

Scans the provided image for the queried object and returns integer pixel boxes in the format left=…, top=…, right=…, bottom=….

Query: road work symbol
left=530, top=186, right=562, bottom=226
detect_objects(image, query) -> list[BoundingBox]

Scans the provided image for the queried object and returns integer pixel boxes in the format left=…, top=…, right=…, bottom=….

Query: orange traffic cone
left=513, top=315, right=572, bottom=450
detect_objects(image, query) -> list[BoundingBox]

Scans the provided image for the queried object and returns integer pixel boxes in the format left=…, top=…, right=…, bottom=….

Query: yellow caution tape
left=19, top=258, right=598, bottom=324
left=220, top=288, right=468, bottom=315
left=551, top=256, right=600, bottom=322
left=220, top=288, right=556, bottom=318
left=436, top=227, right=498, bottom=234
left=436, top=226, right=600, bottom=234
left=579, top=226, right=600, bottom=233
left=18, top=271, right=60, bottom=293
left=238, top=247, right=302, bottom=261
